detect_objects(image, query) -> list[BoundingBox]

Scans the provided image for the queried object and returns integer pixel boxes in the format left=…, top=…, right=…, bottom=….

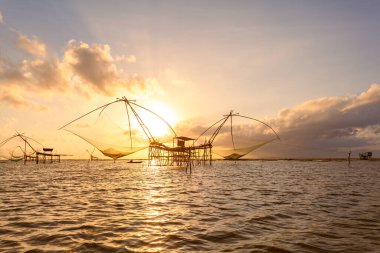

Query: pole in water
left=348, top=149, right=351, bottom=167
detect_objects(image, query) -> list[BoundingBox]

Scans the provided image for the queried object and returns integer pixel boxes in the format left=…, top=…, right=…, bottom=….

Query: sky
left=1, top=0, right=380, bottom=159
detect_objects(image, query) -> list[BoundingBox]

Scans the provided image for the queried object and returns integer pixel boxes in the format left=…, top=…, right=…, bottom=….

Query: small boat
left=127, top=159, right=143, bottom=163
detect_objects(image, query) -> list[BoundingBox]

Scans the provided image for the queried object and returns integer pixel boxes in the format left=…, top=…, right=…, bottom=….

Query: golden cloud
left=17, top=34, right=47, bottom=57
left=115, top=55, right=136, bottom=63
left=0, top=14, right=165, bottom=109
left=63, top=41, right=121, bottom=95
left=22, top=58, right=68, bottom=91
left=0, top=88, right=48, bottom=111
left=0, top=38, right=163, bottom=109
left=0, top=56, right=26, bottom=85
left=342, top=84, right=380, bottom=111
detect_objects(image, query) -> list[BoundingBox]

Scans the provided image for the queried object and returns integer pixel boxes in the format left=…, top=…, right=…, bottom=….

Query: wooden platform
left=148, top=137, right=212, bottom=171
left=24, top=150, right=61, bottom=164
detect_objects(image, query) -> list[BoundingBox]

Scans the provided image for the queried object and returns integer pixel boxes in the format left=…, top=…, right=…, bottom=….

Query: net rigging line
left=195, top=111, right=280, bottom=159
left=0, top=132, right=46, bottom=160
left=58, top=97, right=177, bottom=160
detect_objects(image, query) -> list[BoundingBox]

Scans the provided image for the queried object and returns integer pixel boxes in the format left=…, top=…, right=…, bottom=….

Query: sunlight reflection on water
left=0, top=160, right=380, bottom=252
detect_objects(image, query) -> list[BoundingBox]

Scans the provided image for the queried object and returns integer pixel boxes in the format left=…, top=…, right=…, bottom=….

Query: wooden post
left=210, top=146, right=212, bottom=165
left=348, top=150, right=351, bottom=167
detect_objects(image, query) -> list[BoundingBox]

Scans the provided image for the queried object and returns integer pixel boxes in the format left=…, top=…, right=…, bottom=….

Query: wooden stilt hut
left=148, top=136, right=212, bottom=168
left=0, top=132, right=61, bottom=164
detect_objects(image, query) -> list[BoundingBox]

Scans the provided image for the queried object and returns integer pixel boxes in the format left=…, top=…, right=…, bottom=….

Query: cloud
left=63, top=41, right=161, bottom=96
left=63, top=41, right=120, bottom=95
left=0, top=10, right=167, bottom=109
left=177, top=84, right=380, bottom=158
left=258, top=84, right=380, bottom=157
left=127, top=75, right=165, bottom=97
left=16, top=34, right=47, bottom=57
left=0, top=36, right=164, bottom=110
left=0, top=56, right=26, bottom=85
left=0, top=14, right=165, bottom=109
left=0, top=88, right=48, bottom=111
left=275, top=84, right=380, bottom=135
left=115, top=54, right=136, bottom=63
left=22, top=58, right=68, bottom=91
left=0, top=33, right=67, bottom=93
left=342, top=84, right=380, bottom=111
left=0, top=56, right=68, bottom=91
left=0, top=11, right=3, bottom=24
left=0, top=89, right=27, bottom=108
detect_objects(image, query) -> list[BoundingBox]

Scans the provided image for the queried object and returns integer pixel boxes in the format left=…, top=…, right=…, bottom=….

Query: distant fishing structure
left=0, top=132, right=61, bottom=164
left=86, top=148, right=99, bottom=161
left=195, top=111, right=280, bottom=160
left=59, top=97, right=279, bottom=168
left=359, top=151, right=372, bottom=160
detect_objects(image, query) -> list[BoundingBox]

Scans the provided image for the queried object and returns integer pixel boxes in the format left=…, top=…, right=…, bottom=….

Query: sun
left=140, top=101, right=178, bottom=138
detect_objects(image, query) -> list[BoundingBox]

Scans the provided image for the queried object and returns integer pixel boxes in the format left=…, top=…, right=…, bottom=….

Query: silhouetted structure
left=86, top=148, right=99, bottom=161
left=148, top=137, right=212, bottom=170
left=60, top=98, right=278, bottom=168
left=348, top=150, right=351, bottom=166
left=195, top=111, right=280, bottom=160
left=0, top=133, right=61, bottom=164
left=359, top=152, right=372, bottom=160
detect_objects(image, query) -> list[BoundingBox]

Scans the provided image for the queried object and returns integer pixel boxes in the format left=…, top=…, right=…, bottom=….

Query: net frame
left=195, top=111, right=280, bottom=159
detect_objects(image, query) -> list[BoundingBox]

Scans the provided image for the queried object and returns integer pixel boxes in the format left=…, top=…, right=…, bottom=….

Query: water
left=0, top=160, right=379, bottom=252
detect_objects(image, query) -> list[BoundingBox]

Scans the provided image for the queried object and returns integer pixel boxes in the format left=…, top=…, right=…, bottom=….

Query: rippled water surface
left=1, top=160, right=380, bottom=252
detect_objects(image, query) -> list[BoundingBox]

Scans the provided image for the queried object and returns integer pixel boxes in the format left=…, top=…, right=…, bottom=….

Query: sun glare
left=140, top=101, right=178, bottom=138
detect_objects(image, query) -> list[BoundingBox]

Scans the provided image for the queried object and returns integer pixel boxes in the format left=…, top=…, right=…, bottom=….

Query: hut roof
left=174, top=136, right=195, bottom=141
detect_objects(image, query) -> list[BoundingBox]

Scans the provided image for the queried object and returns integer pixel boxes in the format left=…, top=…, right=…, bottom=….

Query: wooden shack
left=359, top=152, right=372, bottom=160
left=148, top=136, right=212, bottom=169
left=0, top=132, right=61, bottom=164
